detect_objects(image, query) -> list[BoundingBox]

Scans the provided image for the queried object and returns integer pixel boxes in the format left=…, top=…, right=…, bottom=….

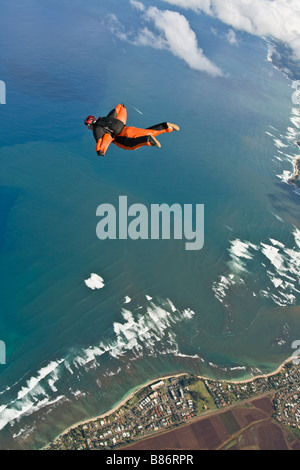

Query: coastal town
left=47, top=361, right=300, bottom=450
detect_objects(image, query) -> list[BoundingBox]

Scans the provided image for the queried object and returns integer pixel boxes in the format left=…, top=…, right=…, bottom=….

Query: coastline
left=47, top=373, right=188, bottom=447
left=223, top=357, right=293, bottom=384
left=46, top=357, right=293, bottom=448
left=288, top=156, right=300, bottom=188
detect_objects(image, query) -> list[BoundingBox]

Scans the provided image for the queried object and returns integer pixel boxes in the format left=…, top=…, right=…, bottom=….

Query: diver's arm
left=96, top=133, right=114, bottom=157
left=93, top=125, right=105, bottom=142
left=106, top=107, right=117, bottom=119
left=96, top=138, right=104, bottom=156
left=106, top=104, right=127, bottom=124
left=93, top=126, right=105, bottom=155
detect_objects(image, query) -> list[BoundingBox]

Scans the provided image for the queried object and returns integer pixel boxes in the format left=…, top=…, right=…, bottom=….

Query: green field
left=186, top=379, right=217, bottom=414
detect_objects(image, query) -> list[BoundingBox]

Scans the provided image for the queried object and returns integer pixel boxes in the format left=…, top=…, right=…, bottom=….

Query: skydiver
left=84, top=103, right=179, bottom=157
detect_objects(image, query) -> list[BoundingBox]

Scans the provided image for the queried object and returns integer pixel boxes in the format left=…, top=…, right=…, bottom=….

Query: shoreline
left=47, top=373, right=188, bottom=447
left=288, top=156, right=300, bottom=188
left=46, top=357, right=293, bottom=448
left=222, top=356, right=293, bottom=384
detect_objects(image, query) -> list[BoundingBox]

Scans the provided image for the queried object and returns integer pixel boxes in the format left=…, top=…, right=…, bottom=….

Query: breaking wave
left=266, top=105, right=300, bottom=192
left=213, top=227, right=300, bottom=308
left=0, top=295, right=196, bottom=433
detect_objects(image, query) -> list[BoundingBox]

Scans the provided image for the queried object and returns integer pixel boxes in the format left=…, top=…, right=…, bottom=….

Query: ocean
left=0, top=0, right=300, bottom=449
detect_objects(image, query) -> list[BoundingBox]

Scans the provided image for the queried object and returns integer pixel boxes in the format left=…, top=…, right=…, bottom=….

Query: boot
left=149, top=136, right=161, bottom=148
left=167, top=123, right=180, bottom=131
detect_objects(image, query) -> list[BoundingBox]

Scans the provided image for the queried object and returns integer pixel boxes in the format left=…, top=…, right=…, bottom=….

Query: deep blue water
left=0, top=0, right=300, bottom=449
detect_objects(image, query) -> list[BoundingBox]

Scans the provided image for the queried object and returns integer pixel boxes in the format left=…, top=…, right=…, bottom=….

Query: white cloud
left=227, top=29, right=238, bottom=45
left=133, top=26, right=168, bottom=49
left=106, top=13, right=129, bottom=42
left=84, top=273, right=105, bottom=290
left=162, top=0, right=300, bottom=60
left=144, top=7, right=223, bottom=76
left=163, top=0, right=213, bottom=15
left=129, top=0, right=146, bottom=11
left=106, top=4, right=223, bottom=77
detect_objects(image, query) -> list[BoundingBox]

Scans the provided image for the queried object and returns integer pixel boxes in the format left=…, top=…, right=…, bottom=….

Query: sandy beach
left=228, top=357, right=292, bottom=384
left=223, top=357, right=293, bottom=384
left=49, top=372, right=188, bottom=445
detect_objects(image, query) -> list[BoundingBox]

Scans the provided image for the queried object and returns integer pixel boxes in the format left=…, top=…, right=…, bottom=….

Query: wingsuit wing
left=94, top=104, right=127, bottom=156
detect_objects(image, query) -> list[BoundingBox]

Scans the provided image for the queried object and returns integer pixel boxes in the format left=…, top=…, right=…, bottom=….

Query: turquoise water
left=0, top=0, right=300, bottom=449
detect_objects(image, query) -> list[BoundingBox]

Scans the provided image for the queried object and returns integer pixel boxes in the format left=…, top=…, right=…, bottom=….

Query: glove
left=97, top=150, right=104, bottom=157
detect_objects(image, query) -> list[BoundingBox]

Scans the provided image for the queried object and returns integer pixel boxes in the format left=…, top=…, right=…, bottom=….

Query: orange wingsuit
left=90, top=104, right=179, bottom=156
left=114, top=122, right=175, bottom=151
left=95, top=104, right=128, bottom=156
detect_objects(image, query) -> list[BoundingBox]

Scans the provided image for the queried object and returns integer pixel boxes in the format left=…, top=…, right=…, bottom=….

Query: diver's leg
left=117, top=125, right=164, bottom=139
left=114, top=134, right=161, bottom=150
left=146, top=122, right=180, bottom=134
left=117, top=125, right=164, bottom=148
left=113, top=123, right=179, bottom=150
